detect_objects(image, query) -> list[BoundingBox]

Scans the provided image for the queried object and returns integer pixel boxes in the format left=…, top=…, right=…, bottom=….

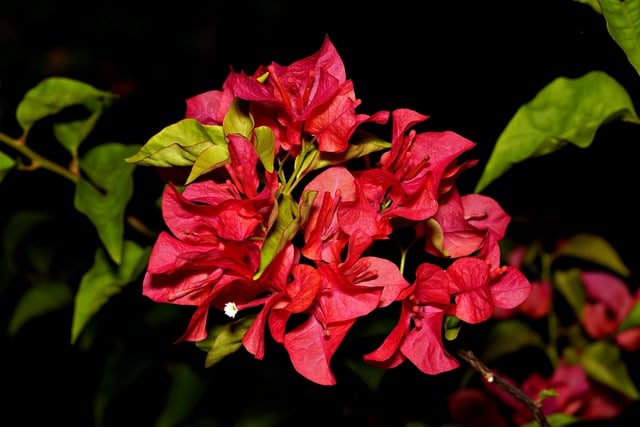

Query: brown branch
left=456, top=349, right=550, bottom=427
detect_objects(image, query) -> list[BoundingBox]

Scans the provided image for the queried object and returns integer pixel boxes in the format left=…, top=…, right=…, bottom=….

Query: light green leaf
left=74, top=143, right=140, bottom=264
left=254, top=126, right=275, bottom=173
left=71, top=241, right=151, bottom=344
left=0, top=151, right=16, bottom=182
left=581, top=341, right=640, bottom=399
left=197, top=316, right=255, bottom=368
left=254, top=191, right=315, bottom=279
left=125, top=118, right=226, bottom=167
left=480, top=319, right=546, bottom=363
left=222, top=98, right=254, bottom=139
left=16, top=77, right=116, bottom=132
left=475, top=71, right=639, bottom=193
left=7, top=281, right=73, bottom=336
left=600, top=0, right=640, bottom=76
left=154, top=363, right=207, bottom=427
left=314, top=132, right=390, bottom=170
left=185, top=144, right=230, bottom=184
left=444, top=315, right=462, bottom=341
left=619, top=300, right=640, bottom=332
left=553, top=233, right=630, bottom=277
left=553, top=269, right=586, bottom=320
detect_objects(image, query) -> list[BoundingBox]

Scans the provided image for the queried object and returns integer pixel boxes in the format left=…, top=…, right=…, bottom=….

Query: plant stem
left=0, top=131, right=78, bottom=183
left=456, top=349, right=550, bottom=427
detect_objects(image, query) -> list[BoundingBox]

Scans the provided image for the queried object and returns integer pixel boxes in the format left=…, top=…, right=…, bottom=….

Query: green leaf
left=574, top=0, right=602, bottom=14
left=619, top=300, right=640, bottom=332
left=480, top=319, right=546, bottom=363
left=93, top=344, right=153, bottom=427
left=553, top=233, right=630, bottom=277
left=0, top=151, right=16, bottom=183
left=519, top=412, right=580, bottom=427
left=124, top=118, right=227, bottom=167
left=1, top=209, right=52, bottom=277
left=475, top=71, right=639, bottom=193
left=254, top=126, right=275, bottom=173
left=444, top=315, right=462, bottom=340
left=581, top=341, right=640, bottom=399
left=53, top=103, right=104, bottom=156
left=222, top=98, right=254, bottom=139
left=154, top=363, right=207, bottom=427
left=185, top=144, right=230, bottom=184
left=344, top=357, right=385, bottom=391
left=314, top=131, right=390, bottom=170
left=7, top=281, right=73, bottom=336
left=16, top=77, right=116, bottom=133
left=600, top=0, right=640, bottom=76
left=197, top=316, right=255, bottom=368
left=553, top=269, right=586, bottom=320
left=74, top=143, right=139, bottom=264
left=234, top=400, right=291, bottom=427
left=71, top=241, right=151, bottom=344
left=254, top=191, right=315, bottom=279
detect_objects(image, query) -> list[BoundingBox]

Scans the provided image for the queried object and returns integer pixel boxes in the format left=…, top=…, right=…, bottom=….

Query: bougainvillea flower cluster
left=134, top=35, right=532, bottom=385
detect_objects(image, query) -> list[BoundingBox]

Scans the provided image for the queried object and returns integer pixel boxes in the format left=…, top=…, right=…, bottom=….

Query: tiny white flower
left=224, top=302, right=238, bottom=318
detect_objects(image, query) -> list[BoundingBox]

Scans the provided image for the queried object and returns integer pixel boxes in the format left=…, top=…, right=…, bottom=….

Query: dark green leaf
left=619, top=300, right=640, bottom=332
left=197, top=316, right=255, bottom=368
left=71, top=241, right=151, bottom=344
left=53, top=103, right=104, bottom=156
left=93, top=344, right=153, bottom=427
left=0, top=151, right=16, bottom=182
left=481, top=319, right=546, bottom=363
left=74, top=143, right=139, bottom=264
left=7, top=281, right=73, bottom=336
left=154, top=363, right=207, bottom=427
left=582, top=341, right=640, bottom=399
left=553, top=268, right=586, bottom=320
left=553, top=233, right=630, bottom=277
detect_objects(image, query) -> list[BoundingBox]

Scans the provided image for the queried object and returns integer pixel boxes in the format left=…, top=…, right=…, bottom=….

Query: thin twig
left=457, top=349, right=550, bottom=427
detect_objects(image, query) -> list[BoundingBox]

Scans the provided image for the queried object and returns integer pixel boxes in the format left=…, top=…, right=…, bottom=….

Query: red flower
left=241, top=242, right=322, bottom=360
left=142, top=135, right=278, bottom=342
left=447, top=257, right=532, bottom=324
left=364, top=257, right=531, bottom=374
left=285, top=230, right=409, bottom=385
left=448, top=388, right=509, bottom=427
left=581, top=271, right=640, bottom=351
left=363, top=263, right=459, bottom=374
left=226, top=35, right=388, bottom=154
left=487, top=360, right=628, bottom=425
left=493, top=279, right=552, bottom=320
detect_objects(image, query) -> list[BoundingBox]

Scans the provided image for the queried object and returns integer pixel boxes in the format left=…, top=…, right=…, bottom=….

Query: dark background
left=2, top=0, right=638, bottom=265
left=1, top=0, right=639, bottom=425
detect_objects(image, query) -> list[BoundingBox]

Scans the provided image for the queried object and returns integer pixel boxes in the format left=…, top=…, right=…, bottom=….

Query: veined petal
left=284, top=317, right=355, bottom=386
left=401, top=306, right=459, bottom=374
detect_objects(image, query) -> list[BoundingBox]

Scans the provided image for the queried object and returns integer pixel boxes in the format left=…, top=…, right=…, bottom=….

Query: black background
left=1, top=0, right=639, bottom=425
